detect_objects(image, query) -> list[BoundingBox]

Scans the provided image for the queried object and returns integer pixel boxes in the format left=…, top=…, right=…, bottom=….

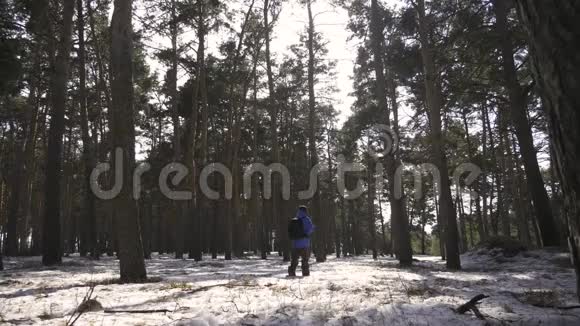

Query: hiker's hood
left=297, top=209, right=308, bottom=219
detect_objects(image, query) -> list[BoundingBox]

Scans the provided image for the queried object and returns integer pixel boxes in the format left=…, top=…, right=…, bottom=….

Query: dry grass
left=327, top=282, right=342, bottom=292
left=405, top=283, right=438, bottom=297
left=162, top=282, right=193, bottom=291
left=502, top=304, right=514, bottom=313
left=38, top=303, right=59, bottom=320
left=77, top=299, right=103, bottom=312
left=516, top=289, right=561, bottom=308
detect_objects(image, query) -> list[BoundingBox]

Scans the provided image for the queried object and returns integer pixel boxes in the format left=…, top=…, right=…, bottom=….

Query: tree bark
left=456, top=189, right=468, bottom=253
left=416, top=0, right=460, bottom=269
left=250, top=44, right=266, bottom=260
left=195, top=1, right=210, bottom=262
left=77, top=0, right=98, bottom=259
left=261, top=0, right=284, bottom=262
left=485, top=106, right=498, bottom=236
left=497, top=106, right=511, bottom=237
left=420, top=206, right=426, bottom=255
left=510, top=133, right=532, bottom=246
left=185, top=0, right=205, bottom=262
left=462, top=109, right=486, bottom=242
left=327, top=129, right=340, bottom=258
left=493, top=0, right=559, bottom=246
left=6, top=150, right=23, bottom=256
left=169, top=0, right=184, bottom=260
left=306, top=0, right=325, bottom=263
left=170, top=0, right=181, bottom=163
left=366, top=147, right=377, bottom=260
left=110, top=0, right=147, bottom=282
left=370, top=0, right=412, bottom=266
left=377, top=190, right=388, bottom=255
left=481, top=104, right=490, bottom=241
left=514, top=0, right=580, bottom=300
left=42, top=0, right=75, bottom=266
left=5, top=0, right=48, bottom=258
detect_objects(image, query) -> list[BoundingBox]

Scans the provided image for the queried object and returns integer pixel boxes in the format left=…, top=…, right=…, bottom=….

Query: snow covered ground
left=1, top=249, right=579, bottom=325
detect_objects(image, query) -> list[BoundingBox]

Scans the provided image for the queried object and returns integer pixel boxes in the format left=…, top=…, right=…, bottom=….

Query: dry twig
left=66, top=284, right=96, bottom=326
left=454, top=294, right=489, bottom=320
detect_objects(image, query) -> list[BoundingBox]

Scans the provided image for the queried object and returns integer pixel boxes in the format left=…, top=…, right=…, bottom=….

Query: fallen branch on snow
left=454, top=294, right=489, bottom=320
left=188, top=281, right=259, bottom=294
left=104, top=309, right=172, bottom=314
left=102, top=281, right=259, bottom=315
left=556, top=305, right=580, bottom=310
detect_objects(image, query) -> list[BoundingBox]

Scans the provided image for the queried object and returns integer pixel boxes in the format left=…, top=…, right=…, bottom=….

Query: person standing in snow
left=287, top=206, right=314, bottom=277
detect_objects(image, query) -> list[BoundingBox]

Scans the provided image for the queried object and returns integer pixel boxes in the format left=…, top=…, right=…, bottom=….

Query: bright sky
left=138, top=0, right=358, bottom=126
left=271, top=0, right=357, bottom=125
left=138, top=0, right=410, bottom=126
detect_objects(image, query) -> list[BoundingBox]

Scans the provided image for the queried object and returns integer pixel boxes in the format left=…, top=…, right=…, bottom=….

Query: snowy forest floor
left=1, top=249, right=579, bottom=325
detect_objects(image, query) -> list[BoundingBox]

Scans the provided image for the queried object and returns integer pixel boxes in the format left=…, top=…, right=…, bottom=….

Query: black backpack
left=288, top=218, right=307, bottom=240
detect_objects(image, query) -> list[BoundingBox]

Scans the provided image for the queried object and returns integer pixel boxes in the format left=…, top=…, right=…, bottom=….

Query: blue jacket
left=292, top=210, right=314, bottom=249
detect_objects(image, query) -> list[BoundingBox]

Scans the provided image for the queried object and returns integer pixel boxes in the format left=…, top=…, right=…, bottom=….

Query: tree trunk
left=140, top=197, right=152, bottom=259
left=327, top=129, right=340, bottom=258
left=77, top=0, right=98, bottom=259
left=110, top=0, right=147, bottom=282
left=434, top=183, right=445, bottom=259
left=195, top=6, right=210, bottom=262
left=87, top=0, right=111, bottom=258
left=420, top=206, right=426, bottom=255
left=262, top=0, right=285, bottom=262
left=493, top=0, right=559, bottom=246
left=514, top=0, right=580, bottom=300
left=417, top=0, right=460, bottom=269
left=185, top=0, right=205, bottom=262
left=341, top=197, right=348, bottom=256
left=6, top=151, right=23, bottom=256
left=18, top=0, right=48, bottom=257
left=6, top=0, right=48, bottom=258
left=468, top=199, right=475, bottom=248
left=481, top=104, right=490, bottom=241
left=497, top=107, right=511, bottom=237
left=456, top=189, right=468, bottom=253
left=370, top=0, right=412, bottom=266
left=462, top=109, right=486, bottom=242
left=170, top=0, right=181, bottom=163
left=249, top=47, right=266, bottom=260
left=169, top=0, right=184, bottom=260
left=306, top=0, right=325, bottom=263
left=351, top=198, right=361, bottom=255
left=42, top=0, right=75, bottom=265
left=510, top=134, right=532, bottom=246
left=549, top=140, right=569, bottom=246
left=211, top=177, right=219, bottom=259
left=378, top=190, right=388, bottom=255
left=224, top=0, right=258, bottom=260
left=366, top=150, right=377, bottom=260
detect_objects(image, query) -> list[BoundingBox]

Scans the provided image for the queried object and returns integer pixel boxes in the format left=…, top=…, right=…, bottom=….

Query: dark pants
left=288, top=247, right=310, bottom=276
